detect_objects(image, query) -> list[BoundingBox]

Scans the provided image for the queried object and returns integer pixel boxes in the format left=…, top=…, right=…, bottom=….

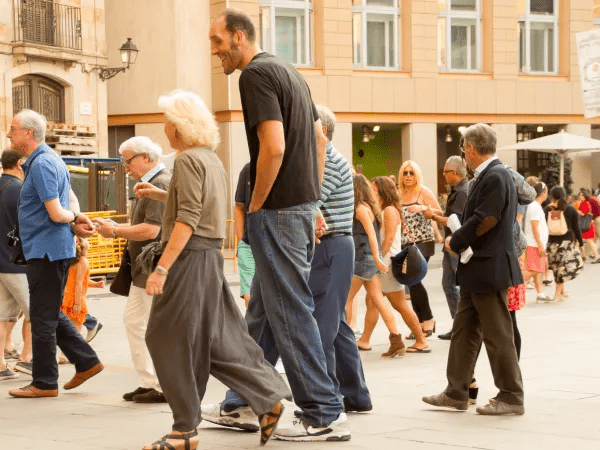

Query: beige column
left=566, top=124, right=593, bottom=191
left=401, top=123, right=438, bottom=195
left=492, top=123, right=518, bottom=169
left=333, top=122, right=353, bottom=165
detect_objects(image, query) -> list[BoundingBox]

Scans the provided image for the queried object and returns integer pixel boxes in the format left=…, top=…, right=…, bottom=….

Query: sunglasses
left=403, top=171, right=415, bottom=176
left=122, top=153, right=144, bottom=166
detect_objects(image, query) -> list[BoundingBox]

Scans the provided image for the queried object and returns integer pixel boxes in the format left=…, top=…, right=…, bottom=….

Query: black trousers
left=408, top=256, right=434, bottom=322
left=444, top=289, right=524, bottom=405
left=27, top=257, right=100, bottom=390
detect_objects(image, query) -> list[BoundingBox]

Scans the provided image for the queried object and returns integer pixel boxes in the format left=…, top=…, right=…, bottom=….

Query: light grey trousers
left=145, top=236, right=292, bottom=431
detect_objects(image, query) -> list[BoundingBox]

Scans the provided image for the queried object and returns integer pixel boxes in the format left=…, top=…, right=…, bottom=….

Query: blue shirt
left=19, top=144, right=75, bottom=262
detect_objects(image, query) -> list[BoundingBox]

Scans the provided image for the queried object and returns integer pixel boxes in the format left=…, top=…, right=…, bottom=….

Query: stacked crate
left=85, top=211, right=128, bottom=275
left=45, top=124, right=98, bottom=156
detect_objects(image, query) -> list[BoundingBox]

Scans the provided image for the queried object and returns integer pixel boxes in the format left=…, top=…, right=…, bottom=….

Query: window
left=437, top=0, right=481, bottom=72
left=12, top=74, right=65, bottom=123
left=15, top=0, right=82, bottom=51
left=518, top=0, right=558, bottom=74
left=259, top=0, right=313, bottom=66
left=108, top=125, right=135, bottom=158
left=353, top=0, right=399, bottom=70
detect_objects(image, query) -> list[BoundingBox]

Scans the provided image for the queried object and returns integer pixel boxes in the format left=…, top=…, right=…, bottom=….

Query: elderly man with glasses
left=423, top=156, right=468, bottom=339
left=94, top=136, right=171, bottom=403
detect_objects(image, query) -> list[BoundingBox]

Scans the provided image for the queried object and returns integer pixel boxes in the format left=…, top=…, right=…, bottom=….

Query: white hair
left=16, top=109, right=46, bottom=142
left=445, top=155, right=467, bottom=177
left=158, top=90, right=220, bottom=151
left=119, top=136, right=163, bottom=162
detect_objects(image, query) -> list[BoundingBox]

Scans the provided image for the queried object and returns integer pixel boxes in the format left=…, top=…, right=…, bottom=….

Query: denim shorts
left=354, top=255, right=379, bottom=281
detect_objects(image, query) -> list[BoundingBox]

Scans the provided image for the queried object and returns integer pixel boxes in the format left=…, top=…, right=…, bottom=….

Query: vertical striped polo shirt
left=318, top=142, right=354, bottom=234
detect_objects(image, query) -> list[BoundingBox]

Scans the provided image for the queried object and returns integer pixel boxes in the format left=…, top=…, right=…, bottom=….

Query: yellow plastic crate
left=84, top=211, right=129, bottom=275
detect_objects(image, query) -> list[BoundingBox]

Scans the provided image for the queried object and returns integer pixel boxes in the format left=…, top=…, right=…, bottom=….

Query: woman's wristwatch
left=154, top=265, right=169, bottom=276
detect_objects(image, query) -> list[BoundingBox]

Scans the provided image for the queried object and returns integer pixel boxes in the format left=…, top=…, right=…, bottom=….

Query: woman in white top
left=357, top=177, right=430, bottom=353
left=522, top=182, right=550, bottom=302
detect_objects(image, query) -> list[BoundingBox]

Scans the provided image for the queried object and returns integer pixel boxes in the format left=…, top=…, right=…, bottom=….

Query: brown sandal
left=143, top=430, right=198, bottom=450
left=258, top=401, right=284, bottom=446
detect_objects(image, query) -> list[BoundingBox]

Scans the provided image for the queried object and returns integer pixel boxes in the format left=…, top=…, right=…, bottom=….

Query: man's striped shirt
left=318, top=142, right=354, bottom=234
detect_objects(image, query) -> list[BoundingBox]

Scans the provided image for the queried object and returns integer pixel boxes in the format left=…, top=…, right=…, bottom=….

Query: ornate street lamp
left=81, top=38, right=139, bottom=81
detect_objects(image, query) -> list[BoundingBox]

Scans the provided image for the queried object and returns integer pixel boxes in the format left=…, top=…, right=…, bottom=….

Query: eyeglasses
left=442, top=169, right=456, bottom=174
left=122, top=153, right=144, bottom=166
left=403, top=171, right=415, bottom=176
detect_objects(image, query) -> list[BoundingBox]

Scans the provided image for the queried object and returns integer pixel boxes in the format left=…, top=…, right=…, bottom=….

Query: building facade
left=106, top=0, right=600, bottom=210
left=1, top=0, right=108, bottom=156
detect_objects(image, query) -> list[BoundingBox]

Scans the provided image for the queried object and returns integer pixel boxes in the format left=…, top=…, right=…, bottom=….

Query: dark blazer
left=449, top=158, right=523, bottom=293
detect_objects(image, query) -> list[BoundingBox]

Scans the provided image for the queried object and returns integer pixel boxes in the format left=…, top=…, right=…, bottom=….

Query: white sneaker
left=536, top=294, right=557, bottom=304
left=201, top=403, right=259, bottom=432
left=0, top=365, right=19, bottom=380
left=273, top=412, right=351, bottom=442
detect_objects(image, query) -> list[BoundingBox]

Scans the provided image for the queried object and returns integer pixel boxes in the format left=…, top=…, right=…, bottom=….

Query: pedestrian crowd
left=1, top=8, right=600, bottom=450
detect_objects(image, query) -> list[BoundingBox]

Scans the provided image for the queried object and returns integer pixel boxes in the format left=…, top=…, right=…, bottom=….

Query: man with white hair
left=95, top=136, right=170, bottom=403
left=7, top=109, right=102, bottom=398
left=424, top=155, right=468, bottom=339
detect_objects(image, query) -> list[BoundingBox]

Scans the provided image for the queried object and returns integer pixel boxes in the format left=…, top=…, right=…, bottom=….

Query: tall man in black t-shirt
left=208, top=8, right=348, bottom=442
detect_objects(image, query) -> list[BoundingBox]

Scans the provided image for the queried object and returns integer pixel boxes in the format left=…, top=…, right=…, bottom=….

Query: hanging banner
left=576, top=28, right=600, bottom=118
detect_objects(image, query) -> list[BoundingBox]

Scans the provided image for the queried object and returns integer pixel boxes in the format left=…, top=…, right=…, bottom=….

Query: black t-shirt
left=239, top=52, right=320, bottom=209
left=235, top=163, right=252, bottom=244
left=0, top=174, right=27, bottom=274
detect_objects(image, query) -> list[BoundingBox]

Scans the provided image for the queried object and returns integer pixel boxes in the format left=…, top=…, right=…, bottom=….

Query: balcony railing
left=14, top=0, right=82, bottom=51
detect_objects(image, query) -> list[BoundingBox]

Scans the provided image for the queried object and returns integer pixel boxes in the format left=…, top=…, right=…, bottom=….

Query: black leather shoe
left=438, top=331, right=452, bottom=340
left=343, top=400, right=373, bottom=413
left=123, top=387, right=153, bottom=401
left=133, top=388, right=167, bottom=403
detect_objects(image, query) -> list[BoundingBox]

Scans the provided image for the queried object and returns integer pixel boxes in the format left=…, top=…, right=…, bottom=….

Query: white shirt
left=524, top=201, right=549, bottom=247
left=473, top=156, right=498, bottom=179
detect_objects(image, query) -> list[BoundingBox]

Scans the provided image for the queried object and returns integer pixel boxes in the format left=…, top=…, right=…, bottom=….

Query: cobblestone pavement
left=1, top=245, right=599, bottom=449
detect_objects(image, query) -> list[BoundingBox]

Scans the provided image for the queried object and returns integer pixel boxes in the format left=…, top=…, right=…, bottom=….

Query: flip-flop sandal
left=406, top=345, right=431, bottom=353
left=258, top=402, right=284, bottom=446
left=356, top=342, right=372, bottom=351
left=144, top=430, right=198, bottom=450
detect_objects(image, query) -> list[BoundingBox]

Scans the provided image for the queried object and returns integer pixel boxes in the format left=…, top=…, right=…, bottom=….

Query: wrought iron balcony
left=14, top=0, right=82, bottom=51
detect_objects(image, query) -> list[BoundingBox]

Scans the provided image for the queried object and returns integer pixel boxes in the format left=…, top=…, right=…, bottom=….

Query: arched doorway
left=12, top=74, right=65, bottom=123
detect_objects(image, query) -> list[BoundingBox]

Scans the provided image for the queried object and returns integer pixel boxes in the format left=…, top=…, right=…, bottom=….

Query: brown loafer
left=9, top=384, right=58, bottom=398
left=63, top=362, right=104, bottom=390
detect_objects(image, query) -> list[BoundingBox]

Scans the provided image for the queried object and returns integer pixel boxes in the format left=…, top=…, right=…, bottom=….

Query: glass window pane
left=470, top=23, right=476, bottom=69
left=530, top=27, right=546, bottom=72
left=389, top=17, right=394, bottom=67
left=276, top=15, right=299, bottom=64
left=530, top=0, right=553, bottom=15
left=519, top=22, right=526, bottom=72
left=438, top=17, right=446, bottom=68
left=353, top=12, right=362, bottom=64
left=451, top=24, right=468, bottom=69
left=367, top=0, right=395, bottom=6
left=367, top=20, right=386, bottom=66
left=547, top=26, right=554, bottom=72
left=451, top=0, right=476, bottom=11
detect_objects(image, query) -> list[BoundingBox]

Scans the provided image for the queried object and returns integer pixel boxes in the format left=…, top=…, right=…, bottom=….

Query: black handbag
left=390, top=244, right=428, bottom=286
left=579, top=213, right=593, bottom=232
left=6, top=150, right=46, bottom=266
left=110, top=248, right=132, bottom=296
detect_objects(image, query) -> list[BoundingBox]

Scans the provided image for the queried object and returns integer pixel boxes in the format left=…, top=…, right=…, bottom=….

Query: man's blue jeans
left=222, top=202, right=343, bottom=427
left=442, top=252, right=460, bottom=319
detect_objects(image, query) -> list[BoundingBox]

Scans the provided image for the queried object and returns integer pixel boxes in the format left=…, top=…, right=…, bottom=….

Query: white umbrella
left=497, top=130, right=600, bottom=186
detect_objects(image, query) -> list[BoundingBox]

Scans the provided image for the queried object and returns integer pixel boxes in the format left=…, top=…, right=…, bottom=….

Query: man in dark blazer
left=422, top=123, right=524, bottom=415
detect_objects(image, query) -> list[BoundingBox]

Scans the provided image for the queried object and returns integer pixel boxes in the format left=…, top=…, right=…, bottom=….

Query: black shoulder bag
left=7, top=151, right=47, bottom=266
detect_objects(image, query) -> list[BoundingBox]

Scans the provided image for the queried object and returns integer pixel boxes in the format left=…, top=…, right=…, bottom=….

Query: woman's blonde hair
left=158, top=90, right=220, bottom=151
left=398, top=160, right=423, bottom=196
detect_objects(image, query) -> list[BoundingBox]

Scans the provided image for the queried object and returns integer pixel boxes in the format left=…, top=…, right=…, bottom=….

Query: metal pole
left=559, top=151, right=565, bottom=187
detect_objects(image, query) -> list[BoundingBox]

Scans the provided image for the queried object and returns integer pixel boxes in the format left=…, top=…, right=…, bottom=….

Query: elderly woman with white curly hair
left=134, top=90, right=291, bottom=450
